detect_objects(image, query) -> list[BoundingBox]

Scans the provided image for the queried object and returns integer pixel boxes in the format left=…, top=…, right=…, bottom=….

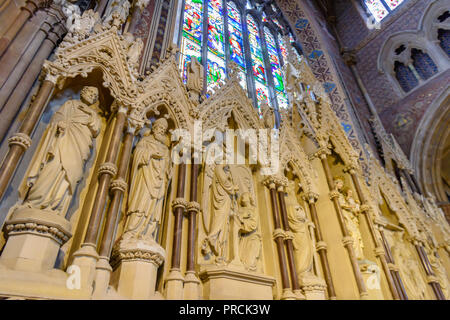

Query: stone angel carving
left=122, top=118, right=171, bottom=241
left=186, top=57, right=204, bottom=103
left=20, top=86, right=102, bottom=216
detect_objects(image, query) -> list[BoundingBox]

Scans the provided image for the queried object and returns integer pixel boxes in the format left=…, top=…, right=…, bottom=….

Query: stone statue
left=125, top=34, right=144, bottom=70
left=104, top=0, right=131, bottom=27
left=426, top=248, right=449, bottom=299
left=389, top=231, right=427, bottom=300
left=186, top=57, right=204, bottom=103
left=67, top=9, right=100, bottom=39
left=22, top=86, right=101, bottom=216
left=288, top=204, right=316, bottom=282
left=202, top=164, right=238, bottom=264
left=236, top=192, right=261, bottom=271
left=335, top=178, right=365, bottom=260
left=123, top=118, right=171, bottom=241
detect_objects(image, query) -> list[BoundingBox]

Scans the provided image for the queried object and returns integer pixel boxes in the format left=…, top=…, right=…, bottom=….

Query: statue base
left=199, top=265, right=275, bottom=300
left=0, top=207, right=71, bottom=272
left=299, top=273, right=327, bottom=300
left=110, top=238, right=165, bottom=299
left=359, top=260, right=384, bottom=300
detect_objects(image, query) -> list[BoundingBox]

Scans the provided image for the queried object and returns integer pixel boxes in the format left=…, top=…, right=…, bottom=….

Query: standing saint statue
left=123, top=118, right=171, bottom=241
left=22, top=86, right=102, bottom=216
left=237, top=192, right=261, bottom=271
left=203, top=164, right=238, bottom=264
left=335, top=178, right=365, bottom=260
left=288, top=204, right=316, bottom=282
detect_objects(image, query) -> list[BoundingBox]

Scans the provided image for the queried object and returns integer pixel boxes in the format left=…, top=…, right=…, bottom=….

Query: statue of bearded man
left=123, top=118, right=171, bottom=241
left=22, top=86, right=101, bottom=216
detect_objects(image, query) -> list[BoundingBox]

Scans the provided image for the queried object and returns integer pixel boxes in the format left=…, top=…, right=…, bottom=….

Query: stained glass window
left=264, top=27, right=288, bottom=109
left=227, top=1, right=246, bottom=89
left=248, top=14, right=270, bottom=107
left=207, top=0, right=226, bottom=89
left=438, top=29, right=450, bottom=57
left=362, top=0, right=407, bottom=22
left=179, top=0, right=301, bottom=111
left=180, top=0, right=203, bottom=83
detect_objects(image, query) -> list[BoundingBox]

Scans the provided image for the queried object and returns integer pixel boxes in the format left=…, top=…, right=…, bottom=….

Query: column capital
left=342, top=236, right=354, bottom=247
left=98, top=162, right=118, bottom=177
left=272, top=228, right=286, bottom=240
left=8, top=133, right=32, bottom=150
left=110, top=178, right=127, bottom=193
left=172, top=198, right=188, bottom=211
left=329, top=190, right=340, bottom=200
left=315, top=147, right=331, bottom=160
left=374, top=246, right=385, bottom=257
left=186, top=201, right=200, bottom=214
left=306, top=192, right=319, bottom=203
left=135, top=0, right=150, bottom=11
left=316, top=241, right=328, bottom=252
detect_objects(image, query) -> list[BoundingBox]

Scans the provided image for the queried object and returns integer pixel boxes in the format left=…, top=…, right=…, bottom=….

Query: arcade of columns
left=0, top=0, right=448, bottom=300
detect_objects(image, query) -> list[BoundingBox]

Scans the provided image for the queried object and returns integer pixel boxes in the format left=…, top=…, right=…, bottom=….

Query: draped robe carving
left=123, top=118, right=170, bottom=241
left=203, top=164, right=238, bottom=264
left=237, top=192, right=261, bottom=271
left=22, top=86, right=101, bottom=216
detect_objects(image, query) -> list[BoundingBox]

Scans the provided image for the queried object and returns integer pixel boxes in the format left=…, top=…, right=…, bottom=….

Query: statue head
left=151, top=118, right=168, bottom=143
left=342, top=186, right=352, bottom=198
left=295, top=205, right=306, bottom=220
left=334, top=176, right=345, bottom=190
left=80, top=86, right=99, bottom=105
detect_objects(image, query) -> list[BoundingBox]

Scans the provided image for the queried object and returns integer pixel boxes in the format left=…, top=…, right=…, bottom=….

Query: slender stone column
left=96, top=0, right=110, bottom=17
left=127, top=0, right=149, bottom=34
left=307, top=193, right=337, bottom=299
left=0, top=17, right=51, bottom=105
left=415, top=243, right=446, bottom=300
left=378, top=228, right=408, bottom=300
left=318, top=150, right=368, bottom=299
left=93, top=128, right=135, bottom=298
left=348, top=169, right=400, bottom=300
left=166, top=163, right=187, bottom=299
left=184, top=158, right=201, bottom=299
left=0, top=77, right=54, bottom=201
left=71, top=107, right=126, bottom=292
left=265, top=178, right=294, bottom=300
left=0, top=21, right=66, bottom=143
left=0, top=0, right=41, bottom=57
left=84, top=109, right=126, bottom=245
left=277, top=186, right=303, bottom=299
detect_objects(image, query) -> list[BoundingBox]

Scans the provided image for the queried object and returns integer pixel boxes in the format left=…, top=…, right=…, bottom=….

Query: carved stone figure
left=123, top=118, right=171, bottom=241
left=104, top=0, right=131, bottom=27
left=426, top=248, right=449, bottom=299
left=288, top=204, right=316, bottom=282
left=67, top=9, right=100, bottom=39
left=237, top=192, right=261, bottom=271
left=202, top=164, right=238, bottom=264
left=389, top=231, right=427, bottom=300
left=21, top=86, right=101, bottom=216
left=335, top=178, right=364, bottom=260
left=186, top=57, right=204, bottom=103
left=125, top=34, right=144, bottom=70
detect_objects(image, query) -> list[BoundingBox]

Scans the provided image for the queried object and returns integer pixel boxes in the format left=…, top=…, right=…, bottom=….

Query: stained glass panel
left=182, top=0, right=203, bottom=45
left=255, top=80, right=270, bottom=106
left=394, top=61, right=418, bottom=93
left=438, top=29, right=450, bottom=57
left=207, top=0, right=226, bottom=89
left=180, top=0, right=203, bottom=83
left=247, top=15, right=266, bottom=83
left=384, top=0, right=405, bottom=10
left=411, top=48, right=438, bottom=80
left=179, top=37, right=202, bottom=83
left=207, top=53, right=226, bottom=87
left=227, top=2, right=246, bottom=70
left=364, top=0, right=389, bottom=22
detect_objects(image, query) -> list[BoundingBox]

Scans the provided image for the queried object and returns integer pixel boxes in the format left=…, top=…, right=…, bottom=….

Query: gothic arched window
left=178, top=0, right=301, bottom=110
left=362, top=0, right=407, bottom=22
left=437, top=11, right=450, bottom=57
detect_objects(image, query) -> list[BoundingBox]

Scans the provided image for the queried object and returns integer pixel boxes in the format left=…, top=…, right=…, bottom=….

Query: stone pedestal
left=199, top=265, right=275, bottom=300
left=110, top=238, right=165, bottom=300
left=299, top=273, right=327, bottom=300
left=0, top=207, right=71, bottom=272
left=70, top=243, right=99, bottom=294
left=165, top=268, right=185, bottom=299
left=359, top=260, right=384, bottom=300
left=183, top=271, right=201, bottom=300
left=92, top=256, right=113, bottom=299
